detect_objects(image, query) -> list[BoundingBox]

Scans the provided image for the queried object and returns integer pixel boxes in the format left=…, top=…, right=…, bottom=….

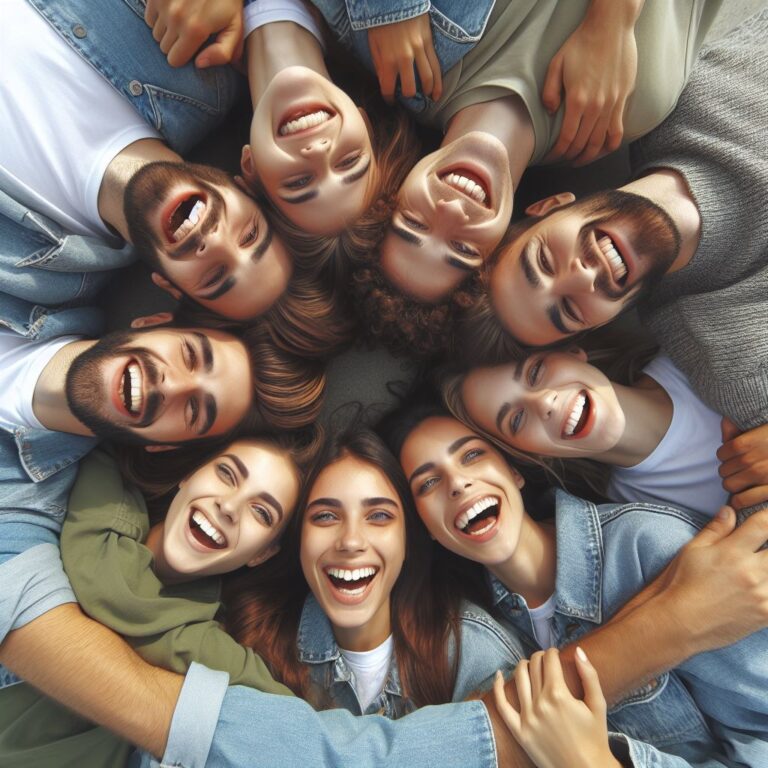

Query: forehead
left=400, top=417, right=476, bottom=470
left=309, top=454, right=398, bottom=503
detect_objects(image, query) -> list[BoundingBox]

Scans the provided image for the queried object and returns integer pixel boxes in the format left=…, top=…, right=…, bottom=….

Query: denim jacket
left=308, top=0, right=495, bottom=112
left=296, top=592, right=523, bottom=718
left=491, top=491, right=768, bottom=768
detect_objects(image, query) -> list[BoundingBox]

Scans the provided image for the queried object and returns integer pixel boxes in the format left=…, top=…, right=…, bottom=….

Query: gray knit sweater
left=630, top=9, right=768, bottom=435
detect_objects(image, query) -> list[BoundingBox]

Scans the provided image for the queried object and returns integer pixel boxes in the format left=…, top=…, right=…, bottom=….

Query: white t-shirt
left=0, top=328, right=80, bottom=431
left=606, top=356, right=728, bottom=515
left=528, top=594, right=556, bottom=650
left=339, top=634, right=394, bottom=712
left=243, top=0, right=325, bottom=47
left=0, top=0, right=160, bottom=238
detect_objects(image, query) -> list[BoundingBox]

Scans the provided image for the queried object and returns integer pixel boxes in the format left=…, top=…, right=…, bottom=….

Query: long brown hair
left=225, top=427, right=486, bottom=709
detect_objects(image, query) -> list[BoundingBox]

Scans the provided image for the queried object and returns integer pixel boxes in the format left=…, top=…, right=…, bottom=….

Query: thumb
left=721, top=416, right=741, bottom=444
left=196, top=26, right=242, bottom=68
left=689, top=505, right=736, bottom=548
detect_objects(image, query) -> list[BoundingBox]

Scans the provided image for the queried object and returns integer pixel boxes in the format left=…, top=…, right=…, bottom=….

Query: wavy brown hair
left=225, top=427, right=487, bottom=709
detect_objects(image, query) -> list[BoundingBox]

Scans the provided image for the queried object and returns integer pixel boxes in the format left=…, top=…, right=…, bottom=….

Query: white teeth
left=326, top=566, right=378, bottom=585
left=192, top=510, right=226, bottom=546
left=443, top=173, right=487, bottom=204
left=172, top=199, right=206, bottom=243
left=455, top=496, right=498, bottom=532
left=126, top=363, right=142, bottom=414
left=597, top=235, right=627, bottom=281
left=279, top=110, right=332, bottom=136
left=564, top=394, right=586, bottom=436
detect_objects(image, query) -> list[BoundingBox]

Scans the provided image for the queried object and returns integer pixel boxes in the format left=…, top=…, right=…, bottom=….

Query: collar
left=10, top=425, right=98, bottom=482
left=489, top=490, right=604, bottom=623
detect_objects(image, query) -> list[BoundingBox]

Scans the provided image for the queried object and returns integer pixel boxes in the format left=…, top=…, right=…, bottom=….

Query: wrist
left=584, top=0, right=643, bottom=28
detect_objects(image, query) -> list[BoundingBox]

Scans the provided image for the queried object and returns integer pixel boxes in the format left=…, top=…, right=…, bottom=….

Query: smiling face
left=380, top=132, right=513, bottom=303
left=247, top=66, right=378, bottom=235
left=300, top=453, right=406, bottom=651
left=161, top=439, right=299, bottom=578
left=65, top=327, right=252, bottom=444
left=490, top=190, right=680, bottom=346
left=125, top=161, right=293, bottom=321
left=461, top=351, right=625, bottom=459
left=399, top=416, right=526, bottom=567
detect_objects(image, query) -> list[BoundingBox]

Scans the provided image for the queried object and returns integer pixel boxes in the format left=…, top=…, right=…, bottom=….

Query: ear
left=358, top=106, right=373, bottom=138
left=247, top=542, right=280, bottom=568
left=143, top=444, right=179, bottom=453
left=510, top=467, right=526, bottom=490
left=566, top=345, right=588, bottom=362
left=240, top=144, right=259, bottom=189
left=131, top=310, right=175, bottom=329
left=150, top=272, right=183, bottom=302
left=524, top=193, right=576, bottom=218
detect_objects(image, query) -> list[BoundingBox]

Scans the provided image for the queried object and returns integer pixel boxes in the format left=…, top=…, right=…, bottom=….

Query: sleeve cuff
left=243, top=0, right=325, bottom=49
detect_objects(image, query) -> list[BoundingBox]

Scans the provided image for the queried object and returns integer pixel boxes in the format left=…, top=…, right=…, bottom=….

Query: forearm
left=0, top=604, right=183, bottom=757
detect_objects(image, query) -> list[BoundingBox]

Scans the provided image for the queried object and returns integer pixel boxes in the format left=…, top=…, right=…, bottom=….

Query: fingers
left=144, top=0, right=159, bottom=27
left=541, top=53, right=564, bottom=114
left=493, top=671, right=523, bottom=737
left=425, top=40, right=442, bottom=100
left=718, top=423, right=768, bottom=462
left=572, top=109, right=611, bottom=166
left=728, top=507, right=768, bottom=549
left=513, top=659, right=533, bottom=715
left=720, top=456, right=768, bottom=493
left=730, top=485, right=768, bottom=512
left=574, top=647, right=606, bottom=715
left=194, top=21, right=243, bottom=68
left=399, top=56, right=418, bottom=100
left=686, top=505, right=736, bottom=548
left=528, top=651, right=544, bottom=700
left=721, top=416, right=742, bottom=444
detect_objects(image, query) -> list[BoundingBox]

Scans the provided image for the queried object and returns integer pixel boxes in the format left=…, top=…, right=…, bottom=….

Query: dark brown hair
left=225, top=427, right=486, bottom=708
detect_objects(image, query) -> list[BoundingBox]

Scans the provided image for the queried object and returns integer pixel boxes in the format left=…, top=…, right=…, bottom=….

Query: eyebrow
left=390, top=223, right=423, bottom=247
left=261, top=491, right=284, bottom=521
left=342, top=157, right=371, bottom=186
left=198, top=393, right=217, bottom=435
left=192, top=332, right=214, bottom=372
left=224, top=452, right=249, bottom=478
left=521, top=250, right=541, bottom=287
left=307, top=497, right=342, bottom=510
left=408, top=435, right=479, bottom=484
left=363, top=497, right=398, bottom=508
left=279, top=189, right=319, bottom=205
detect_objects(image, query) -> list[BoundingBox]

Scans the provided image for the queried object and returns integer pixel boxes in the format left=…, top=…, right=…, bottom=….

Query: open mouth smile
left=114, top=358, right=145, bottom=419
left=278, top=106, right=334, bottom=137
left=454, top=496, right=500, bottom=538
left=561, top=390, right=595, bottom=439
left=188, top=508, right=228, bottom=550
left=440, top=167, right=490, bottom=207
left=595, top=230, right=628, bottom=285
left=164, top=193, right=207, bottom=244
left=324, top=565, right=379, bottom=602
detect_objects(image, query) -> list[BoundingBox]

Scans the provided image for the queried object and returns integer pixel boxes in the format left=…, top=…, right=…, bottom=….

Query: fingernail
left=495, top=670, right=502, bottom=681
left=575, top=646, right=588, bottom=663
left=717, top=506, right=730, bottom=520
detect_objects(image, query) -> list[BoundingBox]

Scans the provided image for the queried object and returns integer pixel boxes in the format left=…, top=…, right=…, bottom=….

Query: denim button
left=129, top=80, right=143, bottom=96
left=72, top=24, right=87, bottom=38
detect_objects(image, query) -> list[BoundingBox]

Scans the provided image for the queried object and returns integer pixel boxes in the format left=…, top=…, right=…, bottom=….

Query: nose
left=436, top=197, right=470, bottom=225
left=449, top=472, right=473, bottom=498
left=336, top=519, right=367, bottom=552
left=532, top=389, right=558, bottom=420
left=160, top=364, right=202, bottom=402
left=217, top=494, right=239, bottom=525
left=300, top=137, right=331, bottom=157
left=558, top=254, right=597, bottom=294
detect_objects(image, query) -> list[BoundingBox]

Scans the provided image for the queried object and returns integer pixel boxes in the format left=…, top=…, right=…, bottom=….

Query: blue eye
left=510, top=411, right=524, bottom=435
left=252, top=504, right=273, bottom=526
left=528, top=360, right=543, bottom=385
left=285, top=175, right=312, bottom=190
left=216, top=463, right=235, bottom=485
left=462, top=448, right=484, bottom=463
left=417, top=476, right=438, bottom=494
left=368, top=509, right=394, bottom=522
left=403, top=215, right=428, bottom=231
left=310, top=510, right=336, bottom=524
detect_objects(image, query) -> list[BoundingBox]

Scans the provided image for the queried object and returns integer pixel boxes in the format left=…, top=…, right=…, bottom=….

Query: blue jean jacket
left=491, top=491, right=768, bottom=768
left=296, top=592, right=523, bottom=717
left=308, top=0, right=495, bottom=112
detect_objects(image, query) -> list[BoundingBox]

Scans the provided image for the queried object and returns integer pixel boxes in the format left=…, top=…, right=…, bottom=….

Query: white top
left=244, top=0, right=325, bottom=48
left=606, top=356, right=728, bottom=516
left=528, top=594, right=556, bottom=650
left=0, top=328, right=79, bottom=431
left=339, top=634, right=394, bottom=712
left=0, top=0, right=160, bottom=238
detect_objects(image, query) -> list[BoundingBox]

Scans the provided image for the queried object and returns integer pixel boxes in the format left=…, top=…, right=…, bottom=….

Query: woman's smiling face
left=399, top=416, right=526, bottom=567
left=161, top=439, right=300, bottom=579
left=461, top=349, right=625, bottom=459
left=300, top=453, right=406, bottom=651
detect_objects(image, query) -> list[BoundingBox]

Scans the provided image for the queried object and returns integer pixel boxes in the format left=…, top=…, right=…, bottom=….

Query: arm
left=554, top=507, right=768, bottom=704
left=543, top=0, right=643, bottom=166
left=144, top=0, right=244, bottom=68
left=717, top=418, right=768, bottom=516
left=0, top=604, right=182, bottom=757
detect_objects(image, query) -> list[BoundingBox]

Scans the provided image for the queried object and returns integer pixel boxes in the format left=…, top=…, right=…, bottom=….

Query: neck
left=444, top=96, right=535, bottom=190
left=32, top=339, right=97, bottom=436
left=145, top=522, right=183, bottom=583
left=621, top=170, right=702, bottom=272
left=97, top=138, right=180, bottom=240
left=597, top=377, right=673, bottom=467
left=488, top=516, right=556, bottom=608
left=246, top=21, right=328, bottom=107
left=333, top=603, right=391, bottom=653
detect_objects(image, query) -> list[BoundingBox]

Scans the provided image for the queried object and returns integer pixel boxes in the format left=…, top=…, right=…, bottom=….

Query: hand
left=648, top=506, right=768, bottom=651
left=718, top=418, right=768, bottom=510
left=543, top=0, right=640, bottom=166
left=367, top=14, right=442, bottom=103
left=493, top=649, right=620, bottom=768
left=144, top=0, right=244, bottom=68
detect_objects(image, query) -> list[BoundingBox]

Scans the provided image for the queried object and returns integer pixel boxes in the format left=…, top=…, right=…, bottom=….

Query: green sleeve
left=61, top=450, right=292, bottom=696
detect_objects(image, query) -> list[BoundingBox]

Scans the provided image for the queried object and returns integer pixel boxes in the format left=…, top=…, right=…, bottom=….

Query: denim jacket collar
left=296, top=594, right=403, bottom=698
left=490, top=490, right=604, bottom=624
left=8, top=424, right=98, bottom=483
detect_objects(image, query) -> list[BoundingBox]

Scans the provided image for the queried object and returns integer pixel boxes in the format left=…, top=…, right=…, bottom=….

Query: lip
left=322, top=564, right=379, bottom=606
left=185, top=506, right=229, bottom=553
left=560, top=389, right=596, bottom=440
left=110, top=357, right=144, bottom=421
left=452, top=495, right=501, bottom=543
left=161, top=191, right=208, bottom=246
left=276, top=103, right=336, bottom=139
left=438, top=162, right=493, bottom=209
left=594, top=227, right=635, bottom=289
